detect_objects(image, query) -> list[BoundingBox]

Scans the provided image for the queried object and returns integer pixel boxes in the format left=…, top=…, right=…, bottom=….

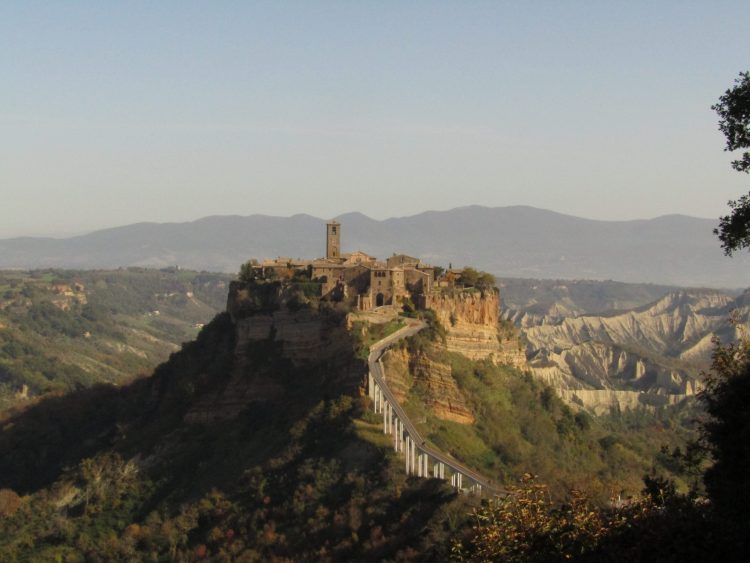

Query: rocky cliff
left=186, top=282, right=530, bottom=424
left=519, top=290, right=750, bottom=414
left=368, top=288, right=528, bottom=426
left=186, top=281, right=361, bottom=423
left=382, top=346, right=475, bottom=424
left=425, top=289, right=527, bottom=369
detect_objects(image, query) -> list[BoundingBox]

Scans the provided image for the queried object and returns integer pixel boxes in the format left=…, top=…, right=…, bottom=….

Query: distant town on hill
left=1, top=205, right=749, bottom=288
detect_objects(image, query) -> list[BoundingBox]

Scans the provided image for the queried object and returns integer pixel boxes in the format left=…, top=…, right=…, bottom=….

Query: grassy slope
left=395, top=336, right=698, bottom=504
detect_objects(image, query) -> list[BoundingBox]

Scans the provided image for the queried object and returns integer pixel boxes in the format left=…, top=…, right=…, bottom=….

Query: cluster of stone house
left=258, top=220, right=436, bottom=310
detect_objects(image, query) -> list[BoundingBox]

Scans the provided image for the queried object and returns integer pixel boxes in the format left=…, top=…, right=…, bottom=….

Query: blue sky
left=1, top=1, right=748, bottom=237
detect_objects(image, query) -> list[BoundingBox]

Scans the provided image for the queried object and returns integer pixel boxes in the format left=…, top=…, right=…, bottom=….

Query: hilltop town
left=244, top=220, right=495, bottom=312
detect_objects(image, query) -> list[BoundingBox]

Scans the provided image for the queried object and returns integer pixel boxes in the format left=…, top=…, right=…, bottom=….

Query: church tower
left=326, top=220, right=341, bottom=259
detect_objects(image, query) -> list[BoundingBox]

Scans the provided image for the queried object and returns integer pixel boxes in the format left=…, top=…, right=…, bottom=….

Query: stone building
left=326, top=220, right=341, bottom=259
left=255, top=220, right=436, bottom=311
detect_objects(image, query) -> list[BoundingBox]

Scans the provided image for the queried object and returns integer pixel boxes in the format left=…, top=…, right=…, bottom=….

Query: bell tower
left=326, top=220, right=341, bottom=259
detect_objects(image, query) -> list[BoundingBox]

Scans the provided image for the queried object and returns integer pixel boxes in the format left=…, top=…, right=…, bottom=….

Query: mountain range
left=2, top=206, right=748, bottom=288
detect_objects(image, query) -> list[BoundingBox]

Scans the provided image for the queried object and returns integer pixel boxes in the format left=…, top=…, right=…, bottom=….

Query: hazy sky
left=1, top=1, right=749, bottom=238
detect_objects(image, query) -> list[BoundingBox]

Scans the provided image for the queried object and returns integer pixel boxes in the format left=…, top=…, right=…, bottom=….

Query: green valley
left=0, top=269, right=231, bottom=414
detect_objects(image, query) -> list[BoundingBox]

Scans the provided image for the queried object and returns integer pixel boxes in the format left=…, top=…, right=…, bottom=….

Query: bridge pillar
left=393, top=417, right=401, bottom=453
left=383, top=400, right=388, bottom=434
left=398, top=420, right=404, bottom=452
left=410, top=439, right=416, bottom=475
left=413, top=439, right=417, bottom=476
left=405, top=436, right=411, bottom=475
left=393, top=416, right=399, bottom=452
left=407, top=438, right=412, bottom=475
left=457, top=473, right=463, bottom=489
left=368, top=372, right=374, bottom=399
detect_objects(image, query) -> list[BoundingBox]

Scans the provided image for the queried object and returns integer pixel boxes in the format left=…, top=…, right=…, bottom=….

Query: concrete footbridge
left=366, top=318, right=504, bottom=496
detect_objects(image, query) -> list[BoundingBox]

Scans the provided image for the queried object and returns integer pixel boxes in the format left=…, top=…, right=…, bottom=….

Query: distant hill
left=0, top=269, right=231, bottom=413
left=497, top=277, right=688, bottom=318
left=1, top=206, right=748, bottom=287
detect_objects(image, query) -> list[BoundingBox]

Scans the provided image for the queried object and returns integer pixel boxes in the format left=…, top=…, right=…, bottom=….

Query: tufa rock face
left=382, top=347, right=474, bottom=425
left=426, top=289, right=527, bottom=369
left=226, top=281, right=352, bottom=365
left=185, top=281, right=361, bottom=423
left=187, top=281, right=526, bottom=424
left=380, top=347, right=412, bottom=404
left=234, top=309, right=350, bottom=365
left=411, top=352, right=475, bottom=424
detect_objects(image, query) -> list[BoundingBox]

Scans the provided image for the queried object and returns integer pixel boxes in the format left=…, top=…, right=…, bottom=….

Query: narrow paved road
left=367, top=318, right=504, bottom=495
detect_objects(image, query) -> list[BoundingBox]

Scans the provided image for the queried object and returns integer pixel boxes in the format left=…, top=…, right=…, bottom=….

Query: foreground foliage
left=713, top=70, right=750, bottom=254
left=453, top=333, right=750, bottom=562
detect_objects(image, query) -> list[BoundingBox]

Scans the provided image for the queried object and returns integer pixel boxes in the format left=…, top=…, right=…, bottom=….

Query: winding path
left=366, top=318, right=504, bottom=496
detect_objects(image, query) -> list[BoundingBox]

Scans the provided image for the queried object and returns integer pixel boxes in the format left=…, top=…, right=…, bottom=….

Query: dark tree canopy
left=713, top=71, right=750, bottom=254
left=701, top=338, right=750, bottom=524
left=713, top=71, right=750, bottom=174
left=458, top=267, right=496, bottom=290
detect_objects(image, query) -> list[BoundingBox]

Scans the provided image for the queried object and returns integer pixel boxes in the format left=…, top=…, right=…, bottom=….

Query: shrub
left=0, top=489, right=21, bottom=517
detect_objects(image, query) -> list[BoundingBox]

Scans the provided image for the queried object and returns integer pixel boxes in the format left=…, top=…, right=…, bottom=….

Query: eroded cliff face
left=382, top=346, right=475, bottom=424
left=425, top=289, right=527, bottom=369
left=186, top=281, right=361, bottom=423
left=520, top=290, right=750, bottom=414
left=369, top=288, right=529, bottom=426
left=558, top=389, right=685, bottom=416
